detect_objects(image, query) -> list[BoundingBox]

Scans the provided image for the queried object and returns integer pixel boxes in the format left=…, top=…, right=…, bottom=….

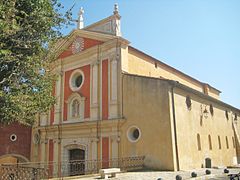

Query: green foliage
left=0, top=0, right=71, bottom=125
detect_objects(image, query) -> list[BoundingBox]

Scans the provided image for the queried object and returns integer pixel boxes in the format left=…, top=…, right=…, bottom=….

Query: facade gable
left=59, top=37, right=103, bottom=59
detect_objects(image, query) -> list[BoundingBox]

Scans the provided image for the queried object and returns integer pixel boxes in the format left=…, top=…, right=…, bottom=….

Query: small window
left=69, top=69, right=84, bottom=91
left=225, top=110, right=229, bottom=120
left=154, top=62, right=157, bottom=68
left=218, top=136, right=221, bottom=149
left=208, top=135, right=212, bottom=150
left=197, top=134, right=201, bottom=151
left=233, top=137, right=236, bottom=148
left=10, top=134, right=17, bottom=142
left=234, top=113, right=238, bottom=121
left=127, top=126, right=141, bottom=143
left=209, top=104, right=214, bottom=116
left=226, top=136, right=229, bottom=149
left=186, top=96, right=192, bottom=110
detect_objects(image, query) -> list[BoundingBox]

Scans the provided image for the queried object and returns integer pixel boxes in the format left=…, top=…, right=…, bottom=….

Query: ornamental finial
left=78, top=7, right=84, bottom=29
left=113, top=3, right=119, bottom=15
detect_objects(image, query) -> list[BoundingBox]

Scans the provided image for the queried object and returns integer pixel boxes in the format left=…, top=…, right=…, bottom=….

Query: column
left=109, top=57, right=118, bottom=118
left=91, top=61, right=99, bottom=120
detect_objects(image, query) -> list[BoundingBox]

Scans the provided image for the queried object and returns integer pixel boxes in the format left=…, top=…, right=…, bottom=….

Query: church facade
left=27, top=5, right=240, bottom=176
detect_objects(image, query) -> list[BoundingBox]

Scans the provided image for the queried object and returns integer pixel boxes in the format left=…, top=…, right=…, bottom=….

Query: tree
left=0, top=0, right=71, bottom=125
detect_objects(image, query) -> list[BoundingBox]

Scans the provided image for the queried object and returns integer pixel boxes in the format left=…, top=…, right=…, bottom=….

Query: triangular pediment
left=53, top=29, right=121, bottom=59
left=58, top=35, right=103, bottom=59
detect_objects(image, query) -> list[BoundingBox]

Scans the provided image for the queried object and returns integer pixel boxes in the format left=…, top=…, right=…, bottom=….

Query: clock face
left=72, top=37, right=84, bottom=54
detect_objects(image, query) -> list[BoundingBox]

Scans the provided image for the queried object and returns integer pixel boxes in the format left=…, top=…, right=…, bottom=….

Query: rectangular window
left=197, top=134, right=201, bottom=151
left=218, top=136, right=221, bottom=149
left=226, top=136, right=229, bottom=149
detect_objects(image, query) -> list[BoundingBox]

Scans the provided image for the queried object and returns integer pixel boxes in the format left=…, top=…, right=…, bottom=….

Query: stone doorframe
left=62, top=144, right=88, bottom=176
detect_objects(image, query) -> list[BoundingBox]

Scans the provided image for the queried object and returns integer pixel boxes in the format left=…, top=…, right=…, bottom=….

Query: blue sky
left=59, top=0, right=240, bottom=108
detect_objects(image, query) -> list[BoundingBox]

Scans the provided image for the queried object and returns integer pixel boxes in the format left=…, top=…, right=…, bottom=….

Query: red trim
left=102, top=137, right=109, bottom=168
left=102, top=59, right=108, bottom=120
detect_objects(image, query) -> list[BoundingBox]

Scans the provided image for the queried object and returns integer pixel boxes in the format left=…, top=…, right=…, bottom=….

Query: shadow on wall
left=143, top=155, right=163, bottom=171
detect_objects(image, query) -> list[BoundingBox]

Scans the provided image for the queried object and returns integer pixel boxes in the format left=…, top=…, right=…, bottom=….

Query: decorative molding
left=127, top=126, right=141, bottom=143
left=71, top=37, right=84, bottom=54
left=110, top=135, right=120, bottom=142
left=69, top=69, right=85, bottom=92
left=66, top=93, right=85, bottom=122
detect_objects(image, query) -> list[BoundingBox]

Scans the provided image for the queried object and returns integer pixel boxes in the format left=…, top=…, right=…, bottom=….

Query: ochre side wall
left=127, top=49, right=219, bottom=99
left=232, top=113, right=240, bottom=163
left=121, top=75, right=176, bottom=170
left=173, top=87, right=237, bottom=170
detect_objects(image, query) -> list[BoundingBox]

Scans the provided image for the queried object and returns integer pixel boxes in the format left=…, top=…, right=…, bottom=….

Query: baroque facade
left=1, top=5, right=239, bottom=176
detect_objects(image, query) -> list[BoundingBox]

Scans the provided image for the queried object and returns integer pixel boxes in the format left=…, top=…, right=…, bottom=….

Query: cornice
left=51, top=29, right=129, bottom=59
left=37, top=118, right=126, bottom=132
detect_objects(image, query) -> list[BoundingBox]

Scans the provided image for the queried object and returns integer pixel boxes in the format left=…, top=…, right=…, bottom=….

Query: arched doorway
left=205, top=158, right=212, bottom=168
left=69, top=149, right=85, bottom=176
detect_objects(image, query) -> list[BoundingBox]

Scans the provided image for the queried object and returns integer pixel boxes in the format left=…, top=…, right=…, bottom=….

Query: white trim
left=91, top=62, right=98, bottom=105
left=62, top=143, right=88, bottom=176
left=127, top=126, right=141, bottom=143
left=100, top=48, right=103, bottom=119
left=108, top=58, right=110, bottom=120
left=111, top=58, right=118, bottom=101
left=61, top=70, right=65, bottom=124
left=63, top=57, right=96, bottom=72
left=10, top=134, right=17, bottom=142
left=69, top=69, right=85, bottom=92
left=66, top=93, right=85, bottom=122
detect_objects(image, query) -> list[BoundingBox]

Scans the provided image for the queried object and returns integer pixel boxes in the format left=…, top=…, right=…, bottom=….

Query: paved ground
left=76, top=168, right=240, bottom=180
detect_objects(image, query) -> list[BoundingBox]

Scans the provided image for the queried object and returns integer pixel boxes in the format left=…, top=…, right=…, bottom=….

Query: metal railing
left=0, top=164, right=48, bottom=180
left=0, top=156, right=145, bottom=179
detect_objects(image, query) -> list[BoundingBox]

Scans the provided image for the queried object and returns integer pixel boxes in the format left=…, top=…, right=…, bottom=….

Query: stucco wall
left=0, top=123, right=32, bottom=162
left=121, top=74, right=176, bottom=170
left=173, top=87, right=238, bottom=170
left=127, top=48, right=220, bottom=99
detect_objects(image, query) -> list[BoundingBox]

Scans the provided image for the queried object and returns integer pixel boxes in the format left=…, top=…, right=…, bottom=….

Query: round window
left=127, top=126, right=141, bottom=143
left=69, top=70, right=84, bottom=91
left=10, top=134, right=17, bottom=142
